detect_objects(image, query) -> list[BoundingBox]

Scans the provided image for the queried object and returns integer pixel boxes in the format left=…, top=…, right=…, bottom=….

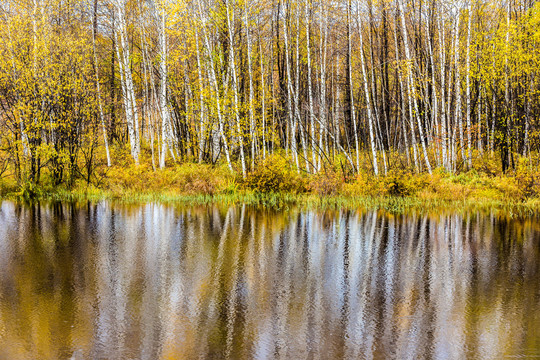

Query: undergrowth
left=2, top=154, right=540, bottom=216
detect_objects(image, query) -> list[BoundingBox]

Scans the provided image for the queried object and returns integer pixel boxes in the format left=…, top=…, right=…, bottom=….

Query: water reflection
left=0, top=201, right=539, bottom=359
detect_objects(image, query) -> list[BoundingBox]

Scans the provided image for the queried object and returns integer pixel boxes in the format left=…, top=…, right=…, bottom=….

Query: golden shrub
left=244, top=155, right=307, bottom=193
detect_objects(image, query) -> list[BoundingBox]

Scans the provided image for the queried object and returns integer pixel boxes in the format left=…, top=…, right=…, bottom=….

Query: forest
left=1, top=0, right=540, bottom=201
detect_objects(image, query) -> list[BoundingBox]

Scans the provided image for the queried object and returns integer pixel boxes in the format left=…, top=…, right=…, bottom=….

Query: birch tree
left=357, top=2, right=379, bottom=176
left=114, top=0, right=141, bottom=164
left=92, top=0, right=111, bottom=167
left=159, top=0, right=173, bottom=168
left=397, top=0, right=432, bottom=174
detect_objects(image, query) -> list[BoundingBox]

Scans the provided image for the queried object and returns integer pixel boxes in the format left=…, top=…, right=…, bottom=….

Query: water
left=0, top=201, right=539, bottom=359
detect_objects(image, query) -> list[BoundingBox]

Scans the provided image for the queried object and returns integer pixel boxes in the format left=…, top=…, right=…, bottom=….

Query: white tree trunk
left=196, top=0, right=233, bottom=172
left=282, top=6, right=300, bottom=170
left=294, top=4, right=309, bottom=173
left=397, top=0, right=432, bottom=174
left=195, top=30, right=206, bottom=163
left=92, top=0, right=111, bottom=167
left=317, top=1, right=328, bottom=171
left=465, top=1, right=472, bottom=168
left=453, top=8, right=464, bottom=168
left=438, top=11, right=449, bottom=171
left=225, top=0, right=247, bottom=178
left=394, top=9, right=418, bottom=172
left=348, top=0, right=360, bottom=174
left=244, top=0, right=256, bottom=170
left=356, top=6, right=379, bottom=176
left=115, top=0, right=140, bottom=164
left=258, top=29, right=267, bottom=160
left=159, top=5, right=172, bottom=169
left=305, top=0, right=317, bottom=173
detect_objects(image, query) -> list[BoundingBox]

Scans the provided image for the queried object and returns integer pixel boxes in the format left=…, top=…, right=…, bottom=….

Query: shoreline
left=3, top=159, right=540, bottom=217
left=2, top=187, right=540, bottom=217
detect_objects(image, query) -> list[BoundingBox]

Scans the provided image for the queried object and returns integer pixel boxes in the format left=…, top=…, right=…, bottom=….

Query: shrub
left=100, top=162, right=232, bottom=195
left=382, top=170, right=415, bottom=197
left=310, top=169, right=342, bottom=196
left=17, top=182, right=42, bottom=201
left=176, top=163, right=226, bottom=195
left=244, top=155, right=307, bottom=193
left=489, top=176, right=521, bottom=199
left=514, top=158, right=540, bottom=199
left=103, top=164, right=155, bottom=192
left=341, top=175, right=369, bottom=197
left=473, top=154, right=500, bottom=176
left=0, top=179, right=17, bottom=197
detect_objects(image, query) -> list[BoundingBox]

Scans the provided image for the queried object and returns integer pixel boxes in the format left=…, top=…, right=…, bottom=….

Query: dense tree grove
left=1, top=0, right=540, bottom=185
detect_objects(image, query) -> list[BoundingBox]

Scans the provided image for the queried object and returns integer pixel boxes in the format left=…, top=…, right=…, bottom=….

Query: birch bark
left=225, top=0, right=247, bottom=178
left=397, top=0, right=432, bottom=174
left=159, top=1, right=172, bottom=168
left=115, top=0, right=140, bottom=164
left=196, top=0, right=233, bottom=171
left=356, top=4, right=379, bottom=176
left=347, top=0, right=360, bottom=173
left=195, top=30, right=206, bottom=163
left=465, top=0, right=472, bottom=168
left=244, top=0, right=256, bottom=170
left=92, top=0, right=111, bottom=167
left=305, top=0, right=316, bottom=172
left=282, top=4, right=300, bottom=170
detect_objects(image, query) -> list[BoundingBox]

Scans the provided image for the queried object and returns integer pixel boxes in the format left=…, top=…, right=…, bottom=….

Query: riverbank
left=2, top=185, right=540, bottom=217
left=2, top=157, right=540, bottom=217
left=31, top=191, right=540, bottom=217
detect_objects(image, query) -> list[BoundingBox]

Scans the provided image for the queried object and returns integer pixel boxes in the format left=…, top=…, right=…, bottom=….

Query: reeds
left=2, top=186, right=539, bottom=218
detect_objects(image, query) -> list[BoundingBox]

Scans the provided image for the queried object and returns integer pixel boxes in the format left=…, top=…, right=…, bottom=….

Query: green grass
left=2, top=185, right=540, bottom=218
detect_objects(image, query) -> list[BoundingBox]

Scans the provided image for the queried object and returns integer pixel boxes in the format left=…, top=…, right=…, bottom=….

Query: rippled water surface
left=0, top=201, right=539, bottom=359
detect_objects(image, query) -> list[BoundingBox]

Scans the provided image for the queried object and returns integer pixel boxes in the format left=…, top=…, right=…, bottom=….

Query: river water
left=0, top=201, right=539, bottom=359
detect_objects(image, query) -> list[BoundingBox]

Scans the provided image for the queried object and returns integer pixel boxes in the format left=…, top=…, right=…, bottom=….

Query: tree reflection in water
left=0, top=201, right=539, bottom=359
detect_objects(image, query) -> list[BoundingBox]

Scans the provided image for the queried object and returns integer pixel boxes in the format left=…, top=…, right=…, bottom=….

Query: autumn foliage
left=1, top=0, right=540, bottom=201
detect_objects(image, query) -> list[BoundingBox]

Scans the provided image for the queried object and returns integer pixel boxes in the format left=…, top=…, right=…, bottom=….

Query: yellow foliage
left=102, top=162, right=233, bottom=196
left=244, top=154, right=307, bottom=193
